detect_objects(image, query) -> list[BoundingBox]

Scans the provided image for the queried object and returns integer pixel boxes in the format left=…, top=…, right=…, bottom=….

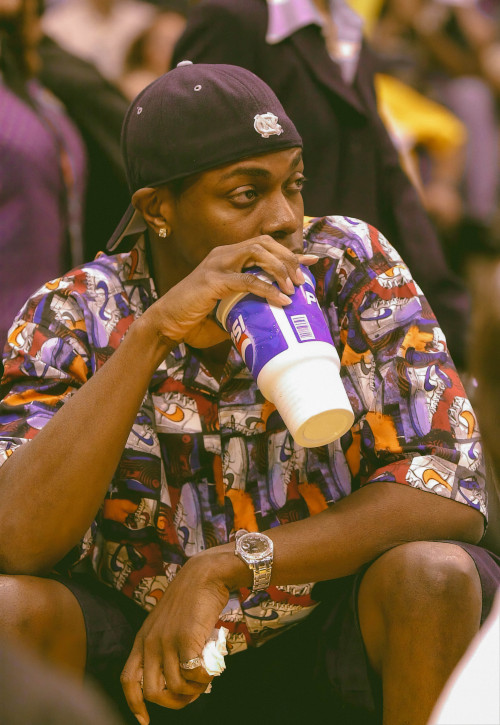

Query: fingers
left=242, top=247, right=295, bottom=295
left=238, top=242, right=305, bottom=293
left=145, top=236, right=319, bottom=346
left=207, top=235, right=318, bottom=293
left=299, top=252, right=322, bottom=266
left=121, top=641, right=201, bottom=723
left=160, top=648, right=206, bottom=697
left=120, top=642, right=149, bottom=725
left=225, top=272, right=293, bottom=307
left=232, top=235, right=317, bottom=285
left=178, top=655, right=213, bottom=686
left=235, top=245, right=320, bottom=304
left=143, top=644, right=204, bottom=709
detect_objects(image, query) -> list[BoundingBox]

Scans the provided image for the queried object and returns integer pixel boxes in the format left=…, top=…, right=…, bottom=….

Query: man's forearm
left=197, top=481, right=485, bottom=593
left=0, top=316, right=173, bottom=575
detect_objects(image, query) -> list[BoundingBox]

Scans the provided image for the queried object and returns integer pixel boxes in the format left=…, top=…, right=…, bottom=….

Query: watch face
left=238, top=533, right=272, bottom=561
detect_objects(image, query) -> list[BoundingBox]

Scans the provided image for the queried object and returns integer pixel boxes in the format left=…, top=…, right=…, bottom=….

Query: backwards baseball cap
left=107, top=61, right=303, bottom=252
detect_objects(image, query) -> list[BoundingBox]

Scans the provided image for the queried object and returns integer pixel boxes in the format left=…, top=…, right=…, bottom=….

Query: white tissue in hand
left=202, top=626, right=229, bottom=676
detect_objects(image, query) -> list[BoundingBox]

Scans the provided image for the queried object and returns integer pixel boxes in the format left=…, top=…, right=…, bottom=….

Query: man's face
left=152, top=147, right=305, bottom=285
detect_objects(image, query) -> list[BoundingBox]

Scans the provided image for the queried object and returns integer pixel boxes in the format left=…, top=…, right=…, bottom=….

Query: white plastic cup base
left=294, top=407, right=354, bottom=447
left=257, top=343, right=354, bottom=448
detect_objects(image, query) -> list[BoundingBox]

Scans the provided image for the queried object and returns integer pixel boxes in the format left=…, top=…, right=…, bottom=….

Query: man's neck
left=147, top=230, right=191, bottom=298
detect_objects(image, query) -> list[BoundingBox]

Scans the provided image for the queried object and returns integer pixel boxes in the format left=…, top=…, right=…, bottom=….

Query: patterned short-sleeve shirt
left=0, top=216, right=486, bottom=654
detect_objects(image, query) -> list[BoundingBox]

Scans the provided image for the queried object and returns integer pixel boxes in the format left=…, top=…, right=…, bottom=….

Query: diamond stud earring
left=158, top=227, right=167, bottom=238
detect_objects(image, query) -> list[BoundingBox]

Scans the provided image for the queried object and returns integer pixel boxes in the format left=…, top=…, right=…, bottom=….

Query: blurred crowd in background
left=1, top=0, right=499, bottom=353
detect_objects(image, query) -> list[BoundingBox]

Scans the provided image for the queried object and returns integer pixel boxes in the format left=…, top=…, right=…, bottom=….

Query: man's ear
left=132, top=186, right=174, bottom=238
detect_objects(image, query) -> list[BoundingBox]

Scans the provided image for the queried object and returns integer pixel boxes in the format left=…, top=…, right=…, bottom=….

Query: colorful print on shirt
left=0, top=216, right=486, bottom=653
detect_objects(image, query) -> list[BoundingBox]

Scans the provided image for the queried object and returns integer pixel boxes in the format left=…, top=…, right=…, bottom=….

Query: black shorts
left=53, top=541, right=500, bottom=725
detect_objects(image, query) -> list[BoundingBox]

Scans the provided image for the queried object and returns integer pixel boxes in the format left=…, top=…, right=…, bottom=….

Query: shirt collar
left=266, top=0, right=364, bottom=46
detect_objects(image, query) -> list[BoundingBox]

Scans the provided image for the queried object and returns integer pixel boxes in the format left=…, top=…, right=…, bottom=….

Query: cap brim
left=106, top=204, right=147, bottom=253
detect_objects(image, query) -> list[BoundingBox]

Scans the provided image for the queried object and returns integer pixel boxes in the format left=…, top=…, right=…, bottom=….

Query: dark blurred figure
left=0, top=0, right=86, bottom=350
left=38, top=36, right=130, bottom=260
left=173, top=0, right=472, bottom=371
left=468, top=249, right=500, bottom=556
left=0, top=634, right=124, bottom=725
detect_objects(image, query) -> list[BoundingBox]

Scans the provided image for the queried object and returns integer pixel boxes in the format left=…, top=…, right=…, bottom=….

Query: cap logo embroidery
left=254, top=112, right=283, bottom=138
left=137, top=107, right=143, bottom=115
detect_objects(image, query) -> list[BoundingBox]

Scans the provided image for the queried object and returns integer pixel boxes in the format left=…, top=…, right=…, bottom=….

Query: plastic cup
left=216, top=266, right=354, bottom=447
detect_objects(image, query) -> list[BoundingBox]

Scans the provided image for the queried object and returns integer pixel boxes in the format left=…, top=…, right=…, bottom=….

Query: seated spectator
left=0, top=0, right=86, bottom=350
left=0, top=62, right=498, bottom=725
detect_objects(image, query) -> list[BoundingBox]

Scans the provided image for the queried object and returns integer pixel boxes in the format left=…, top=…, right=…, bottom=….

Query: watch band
left=251, top=559, right=272, bottom=591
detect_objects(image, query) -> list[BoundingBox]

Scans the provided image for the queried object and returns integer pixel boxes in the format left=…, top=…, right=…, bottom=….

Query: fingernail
left=285, top=276, right=295, bottom=293
left=136, top=716, right=148, bottom=725
left=302, top=253, right=319, bottom=260
left=278, top=293, right=292, bottom=305
left=296, top=269, right=305, bottom=284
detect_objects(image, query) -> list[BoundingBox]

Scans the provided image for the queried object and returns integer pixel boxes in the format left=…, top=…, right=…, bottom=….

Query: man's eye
left=229, top=188, right=258, bottom=204
left=289, top=176, right=307, bottom=191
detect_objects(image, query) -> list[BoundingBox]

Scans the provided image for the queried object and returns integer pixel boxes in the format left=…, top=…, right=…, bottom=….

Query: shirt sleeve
left=0, top=277, right=97, bottom=568
left=307, top=215, right=487, bottom=521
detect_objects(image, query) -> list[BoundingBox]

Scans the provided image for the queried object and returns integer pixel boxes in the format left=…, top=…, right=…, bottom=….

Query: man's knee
left=358, top=542, right=482, bottom=671
left=0, top=575, right=86, bottom=654
left=361, top=541, right=481, bottom=618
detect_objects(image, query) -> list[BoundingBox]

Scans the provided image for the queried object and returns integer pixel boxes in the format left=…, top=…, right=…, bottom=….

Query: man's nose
left=262, top=192, right=302, bottom=250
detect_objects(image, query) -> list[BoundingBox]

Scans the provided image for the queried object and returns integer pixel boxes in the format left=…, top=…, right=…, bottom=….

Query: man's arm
left=0, top=237, right=311, bottom=574
left=202, top=479, right=484, bottom=590
left=121, top=475, right=483, bottom=721
left=0, top=315, right=173, bottom=574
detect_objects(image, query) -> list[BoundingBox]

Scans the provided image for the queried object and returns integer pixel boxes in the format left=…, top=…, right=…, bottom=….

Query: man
left=172, top=0, right=472, bottom=370
left=0, top=63, right=497, bottom=725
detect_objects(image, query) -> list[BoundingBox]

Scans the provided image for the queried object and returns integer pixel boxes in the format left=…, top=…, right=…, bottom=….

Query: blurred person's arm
left=412, top=2, right=481, bottom=76
left=455, top=5, right=500, bottom=93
